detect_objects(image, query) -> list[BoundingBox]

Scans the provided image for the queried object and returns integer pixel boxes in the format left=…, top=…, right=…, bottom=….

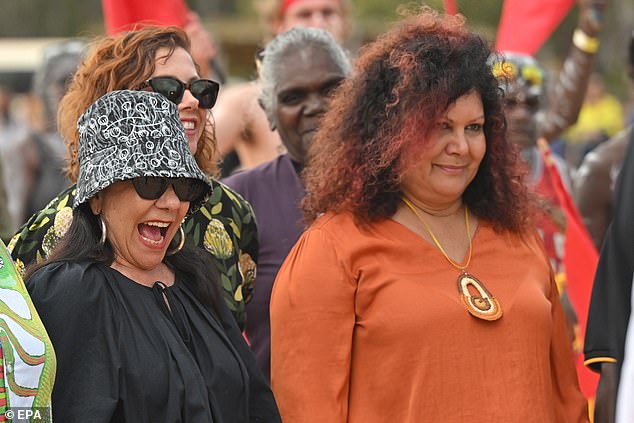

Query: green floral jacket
left=8, top=180, right=258, bottom=330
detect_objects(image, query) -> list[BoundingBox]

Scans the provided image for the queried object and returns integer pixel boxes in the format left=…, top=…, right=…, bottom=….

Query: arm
left=270, top=227, right=356, bottom=422
left=27, top=262, right=120, bottom=421
left=573, top=150, right=612, bottom=250
left=594, top=362, right=617, bottom=423
left=539, top=0, right=607, bottom=142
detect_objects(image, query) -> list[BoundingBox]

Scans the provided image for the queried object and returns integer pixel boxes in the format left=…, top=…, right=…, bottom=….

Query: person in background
left=574, top=32, right=634, bottom=251
left=270, top=9, right=587, bottom=422
left=0, top=85, right=31, bottom=230
left=563, top=73, right=624, bottom=167
left=0, top=88, right=18, bottom=239
left=184, top=11, right=226, bottom=84
left=222, top=27, right=351, bottom=381
left=23, top=40, right=84, bottom=220
left=0, top=165, right=14, bottom=242
left=489, top=0, right=607, bottom=353
left=26, top=90, right=280, bottom=422
left=584, top=30, right=634, bottom=423
left=213, top=0, right=351, bottom=176
left=8, top=26, right=258, bottom=331
left=612, top=137, right=634, bottom=422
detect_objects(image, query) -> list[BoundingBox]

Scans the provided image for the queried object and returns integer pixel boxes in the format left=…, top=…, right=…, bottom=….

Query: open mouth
left=138, top=221, right=170, bottom=246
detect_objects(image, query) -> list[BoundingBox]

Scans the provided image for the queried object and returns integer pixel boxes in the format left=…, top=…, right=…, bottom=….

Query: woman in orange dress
left=269, top=9, right=588, bottom=423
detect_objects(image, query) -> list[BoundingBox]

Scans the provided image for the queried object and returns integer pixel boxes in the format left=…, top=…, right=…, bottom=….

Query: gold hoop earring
left=99, top=215, right=107, bottom=246
left=167, top=226, right=185, bottom=256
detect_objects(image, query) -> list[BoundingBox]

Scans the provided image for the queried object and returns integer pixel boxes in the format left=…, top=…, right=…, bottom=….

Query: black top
left=11, top=180, right=260, bottom=331
left=584, top=127, right=634, bottom=375
left=27, top=261, right=280, bottom=423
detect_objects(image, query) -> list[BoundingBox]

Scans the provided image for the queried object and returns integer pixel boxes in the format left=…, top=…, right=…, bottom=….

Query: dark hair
left=301, top=8, right=531, bottom=234
left=25, top=205, right=224, bottom=317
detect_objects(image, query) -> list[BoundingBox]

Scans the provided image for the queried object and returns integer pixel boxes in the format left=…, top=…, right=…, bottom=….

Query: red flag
left=101, top=0, right=189, bottom=35
left=443, top=0, right=459, bottom=15
left=495, top=0, right=575, bottom=55
left=537, top=139, right=599, bottom=399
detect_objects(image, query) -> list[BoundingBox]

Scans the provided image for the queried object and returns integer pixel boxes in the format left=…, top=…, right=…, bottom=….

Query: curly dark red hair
left=302, top=9, right=532, bottom=234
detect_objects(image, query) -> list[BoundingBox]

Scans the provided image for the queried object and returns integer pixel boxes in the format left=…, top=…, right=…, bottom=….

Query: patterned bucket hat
left=74, top=90, right=211, bottom=211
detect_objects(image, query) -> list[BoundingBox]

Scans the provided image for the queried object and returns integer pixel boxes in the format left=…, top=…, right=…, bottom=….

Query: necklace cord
left=401, top=197, right=472, bottom=272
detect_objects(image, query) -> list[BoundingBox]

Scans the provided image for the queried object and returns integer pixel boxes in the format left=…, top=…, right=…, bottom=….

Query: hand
left=577, top=0, right=608, bottom=35
left=594, top=362, right=617, bottom=423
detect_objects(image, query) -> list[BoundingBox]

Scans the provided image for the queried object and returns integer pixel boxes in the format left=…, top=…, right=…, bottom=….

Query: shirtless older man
left=213, top=0, right=351, bottom=175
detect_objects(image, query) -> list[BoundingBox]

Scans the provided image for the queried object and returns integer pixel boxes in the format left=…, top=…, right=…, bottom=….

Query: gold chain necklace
left=401, top=197, right=503, bottom=321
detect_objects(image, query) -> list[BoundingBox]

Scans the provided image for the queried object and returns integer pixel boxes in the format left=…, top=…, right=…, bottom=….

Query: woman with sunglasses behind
left=25, top=90, right=281, bottom=422
left=8, top=26, right=258, bottom=331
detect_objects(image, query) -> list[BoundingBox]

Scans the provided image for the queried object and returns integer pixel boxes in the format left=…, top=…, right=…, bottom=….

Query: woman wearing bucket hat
left=25, top=90, right=281, bottom=422
left=8, top=26, right=258, bottom=331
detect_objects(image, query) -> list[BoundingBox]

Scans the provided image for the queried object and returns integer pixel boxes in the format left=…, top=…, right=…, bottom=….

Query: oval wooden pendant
left=457, top=272, right=503, bottom=321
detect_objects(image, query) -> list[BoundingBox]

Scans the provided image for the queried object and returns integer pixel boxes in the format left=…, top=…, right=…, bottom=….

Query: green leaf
left=183, top=217, right=195, bottom=233
left=220, top=273, right=233, bottom=291
left=57, top=195, right=69, bottom=209
left=230, top=221, right=241, bottom=238
left=28, top=217, right=50, bottom=231
left=209, top=186, right=222, bottom=204
left=231, top=208, right=242, bottom=231
left=227, top=264, right=236, bottom=277
left=199, top=206, right=213, bottom=221
left=211, top=202, right=222, bottom=215
left=193, top=224, right=200, bottom=246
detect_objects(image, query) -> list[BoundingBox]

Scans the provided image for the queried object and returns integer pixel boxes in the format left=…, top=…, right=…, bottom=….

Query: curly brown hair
left=302, top=9, right=532, bottom=234
left=59, top=26, right=217, bottom=182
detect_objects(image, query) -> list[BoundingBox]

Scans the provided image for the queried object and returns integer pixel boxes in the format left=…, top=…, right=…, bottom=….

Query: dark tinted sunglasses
left=139, top=76, right=219, bottom=109
left=131, top=177, right=208, bottom=203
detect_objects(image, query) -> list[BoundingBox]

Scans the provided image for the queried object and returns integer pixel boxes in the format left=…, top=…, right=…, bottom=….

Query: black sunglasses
left=131, top=176, right=208, bottom=203
left=139, top=76, right=220, bottom=109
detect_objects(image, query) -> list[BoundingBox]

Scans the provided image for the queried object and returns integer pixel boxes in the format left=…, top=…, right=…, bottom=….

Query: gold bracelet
left=573, top=29, right=599, bottom=54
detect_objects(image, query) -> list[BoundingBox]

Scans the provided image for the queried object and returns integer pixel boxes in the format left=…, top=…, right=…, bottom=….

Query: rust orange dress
left=270, top=212, right=588, bottom=423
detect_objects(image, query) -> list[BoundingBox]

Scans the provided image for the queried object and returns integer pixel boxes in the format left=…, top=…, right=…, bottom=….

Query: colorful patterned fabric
left=9, top=181, right=258, bottom=330
left=0, top=239, right=54, bottom=421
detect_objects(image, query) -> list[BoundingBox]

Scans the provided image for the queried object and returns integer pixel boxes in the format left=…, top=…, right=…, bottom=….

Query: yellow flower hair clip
left=491, top=61, right=518, bottom=80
